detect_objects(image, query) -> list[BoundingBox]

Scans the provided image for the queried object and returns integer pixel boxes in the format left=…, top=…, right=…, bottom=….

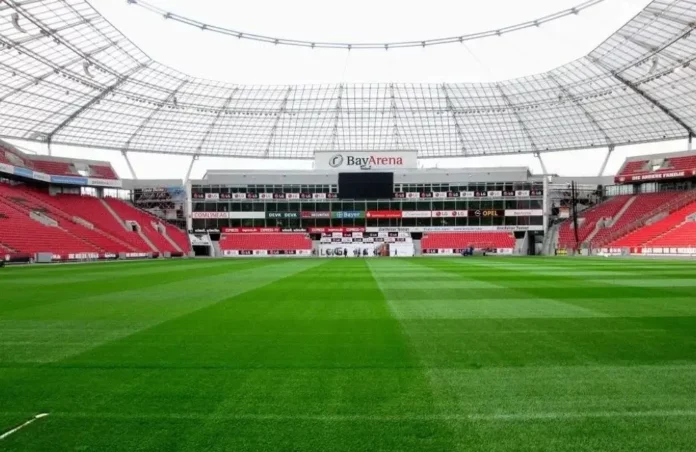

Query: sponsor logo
left=67, top=253, right=99, bottom=260
left=88, top=178, right=122, bottom=188
left=329, top=154, right=344, bottom=168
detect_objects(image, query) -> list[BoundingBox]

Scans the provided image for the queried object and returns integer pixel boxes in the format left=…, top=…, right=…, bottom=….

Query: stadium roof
left=0, top=0, right=695, bottom=159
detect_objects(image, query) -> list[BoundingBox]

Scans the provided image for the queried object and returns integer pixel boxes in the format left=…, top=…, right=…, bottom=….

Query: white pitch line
left=0, top=413, right=49, bottom=440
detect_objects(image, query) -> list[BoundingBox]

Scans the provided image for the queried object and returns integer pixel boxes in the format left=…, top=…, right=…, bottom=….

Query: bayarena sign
left=316, top=150, right=417, bottom=171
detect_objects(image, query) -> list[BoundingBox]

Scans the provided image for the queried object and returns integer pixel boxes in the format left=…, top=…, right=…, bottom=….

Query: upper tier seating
left=31, top=160, right=76, bottom=176
left=590, top=192, right=681, bottom=246
left=618, top=155, right=696, bottom=177
left=610, top=201, right=696, bottom=247
left=219, top=233, right=312, bottom=251
left=648, top=222, right=696, bottom=247
left=421, top=232, right=515, bottom=250
left=103, top=198, right=180, bottom=253
left=557, top=195, right=631, bottom=249
left=89, top=165, right=118, bottom=180
left=618, top=160, right=647, bottom=176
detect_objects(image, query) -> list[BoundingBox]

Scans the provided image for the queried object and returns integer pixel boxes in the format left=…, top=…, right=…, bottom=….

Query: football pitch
left=1, top=257, right=696, bottom=451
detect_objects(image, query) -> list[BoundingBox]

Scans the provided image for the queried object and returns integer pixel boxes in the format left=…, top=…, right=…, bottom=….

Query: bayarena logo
left=329, top=154, right=344, bottom=168
left=329, top=153, right=404, bottom=170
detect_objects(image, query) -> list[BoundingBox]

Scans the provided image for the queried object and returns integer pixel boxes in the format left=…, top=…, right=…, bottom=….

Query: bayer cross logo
left=329, top=154, right=344, bottom=168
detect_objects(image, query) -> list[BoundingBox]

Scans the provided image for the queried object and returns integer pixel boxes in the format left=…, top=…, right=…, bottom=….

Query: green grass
left=1, top=257, right=696, bottom=451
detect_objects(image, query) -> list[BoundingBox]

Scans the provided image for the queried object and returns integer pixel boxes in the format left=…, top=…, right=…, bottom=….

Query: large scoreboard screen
left=338, top=172, right=394, bottom=200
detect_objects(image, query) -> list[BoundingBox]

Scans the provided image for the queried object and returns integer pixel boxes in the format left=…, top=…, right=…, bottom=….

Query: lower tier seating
left=103, top=198, right=180, bottom=253
left=558, top=195, right=631, bottom=249
left=219, top=233, right=312, bottom=251
left=421, top=232, right=515, bottom=249
left=0, top=197, right=99, bottom=255
left=610, top=201, right=696, bottom=247
left=648, top=222, right=696, bottom=247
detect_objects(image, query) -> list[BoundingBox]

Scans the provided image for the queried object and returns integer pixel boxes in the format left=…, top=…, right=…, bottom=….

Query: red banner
left=366, top=210, right=402, bottom=219
left=221, top=227, right=282, bottom=233
left=615, top=169, right=694, bottom=183
left=307, top=227, right=366, bottom=233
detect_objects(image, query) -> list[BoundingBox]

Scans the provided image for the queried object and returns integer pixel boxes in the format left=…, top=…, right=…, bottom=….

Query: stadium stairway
left=22, top=189, right=136, bottom=253
left=53, top=194, right=151, bottom=252
left=103, top=198, right=184, bottom=254
left=557, top=195, right=632, bottom=249
left=0, top=185, right=112, bottom=254
left=610, top=201, right=696, bottom=248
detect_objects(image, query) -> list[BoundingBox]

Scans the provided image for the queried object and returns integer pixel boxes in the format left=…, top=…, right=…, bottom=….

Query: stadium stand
left=617, top=154, right=696, bottom=179
left=0, top=193, right=99, bottom=255
left=557, top=195, right=631, bottom=249
left=590, top=192, right=681, bottom=246
left=421, top=232, right=515, bottom=250
left=610, top=201, right=696, bottom=247
left=648, top=222, right=696, bottom=247
left=219, top=233, right=312, bottom=252
left=30, top=160, right=77, bottom=177
left=89, top=165, right=119, bottom=180
left=103, top=198, right=184, bottom=253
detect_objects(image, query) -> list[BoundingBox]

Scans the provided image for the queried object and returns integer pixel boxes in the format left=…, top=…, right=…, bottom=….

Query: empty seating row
left=103, top=198, right=179, bottom=253
left=590, top=192, right=681, bottom=246
left=421, top=232, right=515, bottom=249
left=618, top=154, right=696, bottom=176
left=649, top=222, right=696, bottom=247
left=219, top=233, right=312, bottom=251
left=610, top=201, right=696, bottom=247
left=557, top=195, right=631, bottom=249
left=0, top=197, right=99, bottom=255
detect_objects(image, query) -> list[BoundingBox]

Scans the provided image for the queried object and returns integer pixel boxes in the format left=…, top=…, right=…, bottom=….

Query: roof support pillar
left=598, top=145, right=614, bottom=177
left=689, top=133, right=693, bottom=151
left=121, top=150, right=137, bottom=180
left=534, top=151, right=549, bottom=177
left=47, top=141, right=52, bottom=157
left=184, top=154, right=198, bottom=186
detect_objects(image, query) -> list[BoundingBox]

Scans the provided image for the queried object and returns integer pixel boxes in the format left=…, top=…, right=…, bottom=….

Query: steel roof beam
left=546, top=73, right=612, bottom=146
left=614, top=72, right=694, bottom=137
left=0, top=42, right=114, bottom=104
left=496, top=84, right=538, bottom=152
left=195, top=88, right=238, bottom=154
left=0, top=0, right=45, bottom=13
left=264, top=87, right=292, bottom=156
left=124, top=78, right=190, bottom=149
left=330, top=84, right=343, bottom=151
left=47, top=62, right=151, bottom=143
left=389, top=84, right=401, bottom=149
left=440, top=84, right=467, bottom=154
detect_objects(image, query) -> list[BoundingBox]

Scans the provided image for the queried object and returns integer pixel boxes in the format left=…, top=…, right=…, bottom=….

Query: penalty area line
left=0, top=413, right=49, bottom=440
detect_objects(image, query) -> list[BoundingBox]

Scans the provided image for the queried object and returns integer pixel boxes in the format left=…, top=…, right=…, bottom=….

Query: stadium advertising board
left=332, top=211, right=364, bottom=219
left=308, top=227, right=366, bottom=233
left=367, top=225, right=543, bottom=232
left=191, top=212, right=266, bottom=219
left=267, top=212, right=299, bottom=219
left=301, top=211, right=331, bottom=218
left=221, top=227, right=282, bottom=233
left=394, top=190, right=542, bottom=199
left=315, top=151, right=417, bottom=171
left=366, top=210, right=402, bottom=219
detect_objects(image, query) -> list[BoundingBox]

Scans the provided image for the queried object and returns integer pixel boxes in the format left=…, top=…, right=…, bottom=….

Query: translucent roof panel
left=0, top=0, right=694, bottom=158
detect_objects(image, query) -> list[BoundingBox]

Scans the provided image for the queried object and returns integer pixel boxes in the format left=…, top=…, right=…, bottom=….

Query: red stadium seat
left=421, top=232, right=515, bottom=250
left=219, top=233, right=312, bottom=251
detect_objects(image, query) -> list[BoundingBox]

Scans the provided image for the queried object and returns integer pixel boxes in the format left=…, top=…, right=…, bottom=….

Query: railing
left=589, top=190, right=696, bottom=249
